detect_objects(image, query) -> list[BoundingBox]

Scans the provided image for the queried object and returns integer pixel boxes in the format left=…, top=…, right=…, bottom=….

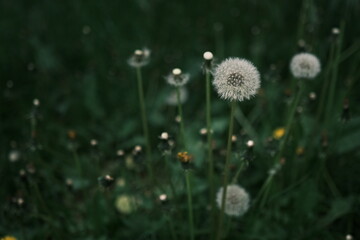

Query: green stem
left=325, top=21, right=345, bottom=125
left=136, top=67, right=154, bottom=181
left=167, top=215, right=178, bottom=240
left=176, top=87, right=186, bottom=149
left=73, top=149, right=83, bottom=180
left=216, top=101, right=236, bottom=240
left=274, top=80, right=304, bottom=165
left=205, top=70, right=215, bottom=239
left=185, top=170, right=194, bottom=240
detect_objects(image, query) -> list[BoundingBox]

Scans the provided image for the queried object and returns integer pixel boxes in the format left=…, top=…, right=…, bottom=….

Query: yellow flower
left=1, top=236, right=17, bottom=240
left=115, top=195, right=137, bottom=214
left=177, top=152, right=193, bottom=163
left=273, top=127, right=285, bottom=140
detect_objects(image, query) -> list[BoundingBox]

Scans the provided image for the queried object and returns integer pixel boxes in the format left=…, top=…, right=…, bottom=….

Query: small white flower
left=166, top=87, right=188, bottom=105
left=216, top=184, right=250, bottom=216
left=290, top=53, right=321, bottom=79
left=166, top=68, right=190, bottom=87
left=127, top=48, right=151, bottom=68
left=213, top=58, right=260, bottom=101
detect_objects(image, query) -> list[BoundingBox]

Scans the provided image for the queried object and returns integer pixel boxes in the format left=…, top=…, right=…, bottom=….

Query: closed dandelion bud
left=127, top=48, right=151, bottom=68
left=290, top=53, right=321, bottom=79
left=213, top=58, right=260, bottom=101
left=166, top=68, right=190, bottom=87
left=98, top=175, right=115, bottom=188
left=216, top=184, right=250, bottom=217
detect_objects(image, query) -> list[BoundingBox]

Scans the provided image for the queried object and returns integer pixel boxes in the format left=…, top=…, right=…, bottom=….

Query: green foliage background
left=1, top=0, right=360, bottom=239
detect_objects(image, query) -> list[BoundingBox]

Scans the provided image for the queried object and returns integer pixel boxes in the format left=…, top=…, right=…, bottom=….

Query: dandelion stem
left=73, top=149, right=83, bottom=179
left=176, top=87, right=186, bottom=149
left=325, top=21, right=345, bottom=125
left=216, top=101, right=236, bottom=240
left=275, top=80, right=304, bottom=164
left=205, top=69, right=215, bottom=238
left=185, top=170, right=195, bottom=240
left=135, top=66, right=154, bottom=182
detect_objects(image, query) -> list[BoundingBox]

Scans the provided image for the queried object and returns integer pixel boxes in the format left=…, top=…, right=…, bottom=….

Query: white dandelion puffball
left=290, top=53, right=321, bottom=79
left=213, top=58, right=260, bottom=101
left=127, top=48, right=151, bottom=68
left=166, top=87, right=188, bottom=106
left=166, top=68, right=190, bottom=87
left=216, top=184, right=250, bottom=217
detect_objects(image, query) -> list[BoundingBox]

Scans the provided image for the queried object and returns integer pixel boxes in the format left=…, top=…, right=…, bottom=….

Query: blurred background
left=1, top=0, right=360, bottom=239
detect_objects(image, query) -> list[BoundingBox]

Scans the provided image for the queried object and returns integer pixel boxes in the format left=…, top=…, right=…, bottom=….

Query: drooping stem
left=136, top=67, right=154, bottom=181
left=205, top=70, right=215, bottom=238
left=216, top=101, right=236, bottom=240
left=185, top=170, right=194, bottom=240
left=176, top=87, right=186, bottom=149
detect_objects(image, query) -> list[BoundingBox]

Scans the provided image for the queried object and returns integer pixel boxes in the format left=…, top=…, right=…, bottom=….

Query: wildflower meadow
left=1, top=0, right=360, bottom=239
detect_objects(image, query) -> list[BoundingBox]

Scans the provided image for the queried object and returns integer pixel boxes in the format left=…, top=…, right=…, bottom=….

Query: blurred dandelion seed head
left=290, top=53, right=321, bottom=79
left=159, top=194, right=167, bottom=201
left=166, top=87, right=188, bottom=106
left=346, top=235, right=353, bottom=240
left=33, top=98, right=40, bottom=106
left=166, top=68, right=190, bottom=87
left=90, top=139, right=98, bottom=146
left=159, top=132, right=169, bottom=140
left=213, top=58, right=260, bottom=101
left=332, top=27, right=340, bottom=35
left=9, top=150, right=20, bottom=162
left=127, top=48, right=151, bottom=68
left=117, top=149, right=125, bottom=156
left=216, top=184, right=250, bottom=216
left=115, top=195, right=137, bottom=214
left=246, top=140, right=254, bottom=147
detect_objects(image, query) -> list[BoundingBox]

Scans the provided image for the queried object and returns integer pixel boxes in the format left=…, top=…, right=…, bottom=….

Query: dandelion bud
left=290, top=53, right=321, bottom=79
left=213, top=58, right=260, bottom=101
left=166, top=68, right=190, bottom=87
left=127, top=48, right=151, bottom=68
left=216, top=184, right=250, bottom=217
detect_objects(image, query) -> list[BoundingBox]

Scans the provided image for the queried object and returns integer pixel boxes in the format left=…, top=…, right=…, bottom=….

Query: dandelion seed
left=216, top=184, right=250, bottom=217
left=290, top=53, right=321, bottom=79
left=213, top=58, right=260, bottom=101
left=166, top=68, right=190, bottom=87
left=127, top=48, right=151, bottom=68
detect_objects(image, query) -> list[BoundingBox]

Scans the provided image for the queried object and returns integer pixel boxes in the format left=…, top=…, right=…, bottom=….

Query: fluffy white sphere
left=290, top=53, right=321, bottom=79
left=213, top=58, right=260, bottom=101
left=216, top=184, right=250, bottom=217
left=166, top=68, right=190, bottom=87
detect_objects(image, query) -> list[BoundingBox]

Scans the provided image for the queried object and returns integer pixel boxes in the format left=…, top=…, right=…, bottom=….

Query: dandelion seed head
left=33, top=98, right=40, bottom=106
left=159, top=132, right=169, bottom=140
left=166, top=87, right=188, bottom=106
left=117, top=149, right=125, bottom=156
left=128, top=48, right=151, bottom=68
left=203, top=51, right=213, bottom=60
left=213, top=58, right=260, bottom=101
left=200, top=128, right=207, bottom=135
left=166, top=68, right=190, bottom=87
left=231, top=135, right=237, bottom=142
left=9, top=150, right=20, bottom=162
left=290, top=53, right=321, bottom=79
left=90, top=139, right=98, bottom=146
left=346, top=235, right=353, bottom=240
left=309, top=92, right=317, bottom=100
left=332, top=28, right=340, bottom=35
left=216, top=184, right=250, bottom=217
left=159, top=194, right=167, bottom=201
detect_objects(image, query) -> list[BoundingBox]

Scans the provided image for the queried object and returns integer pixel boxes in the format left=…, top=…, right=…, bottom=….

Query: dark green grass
left=1, top=0, right=360, bottom=239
